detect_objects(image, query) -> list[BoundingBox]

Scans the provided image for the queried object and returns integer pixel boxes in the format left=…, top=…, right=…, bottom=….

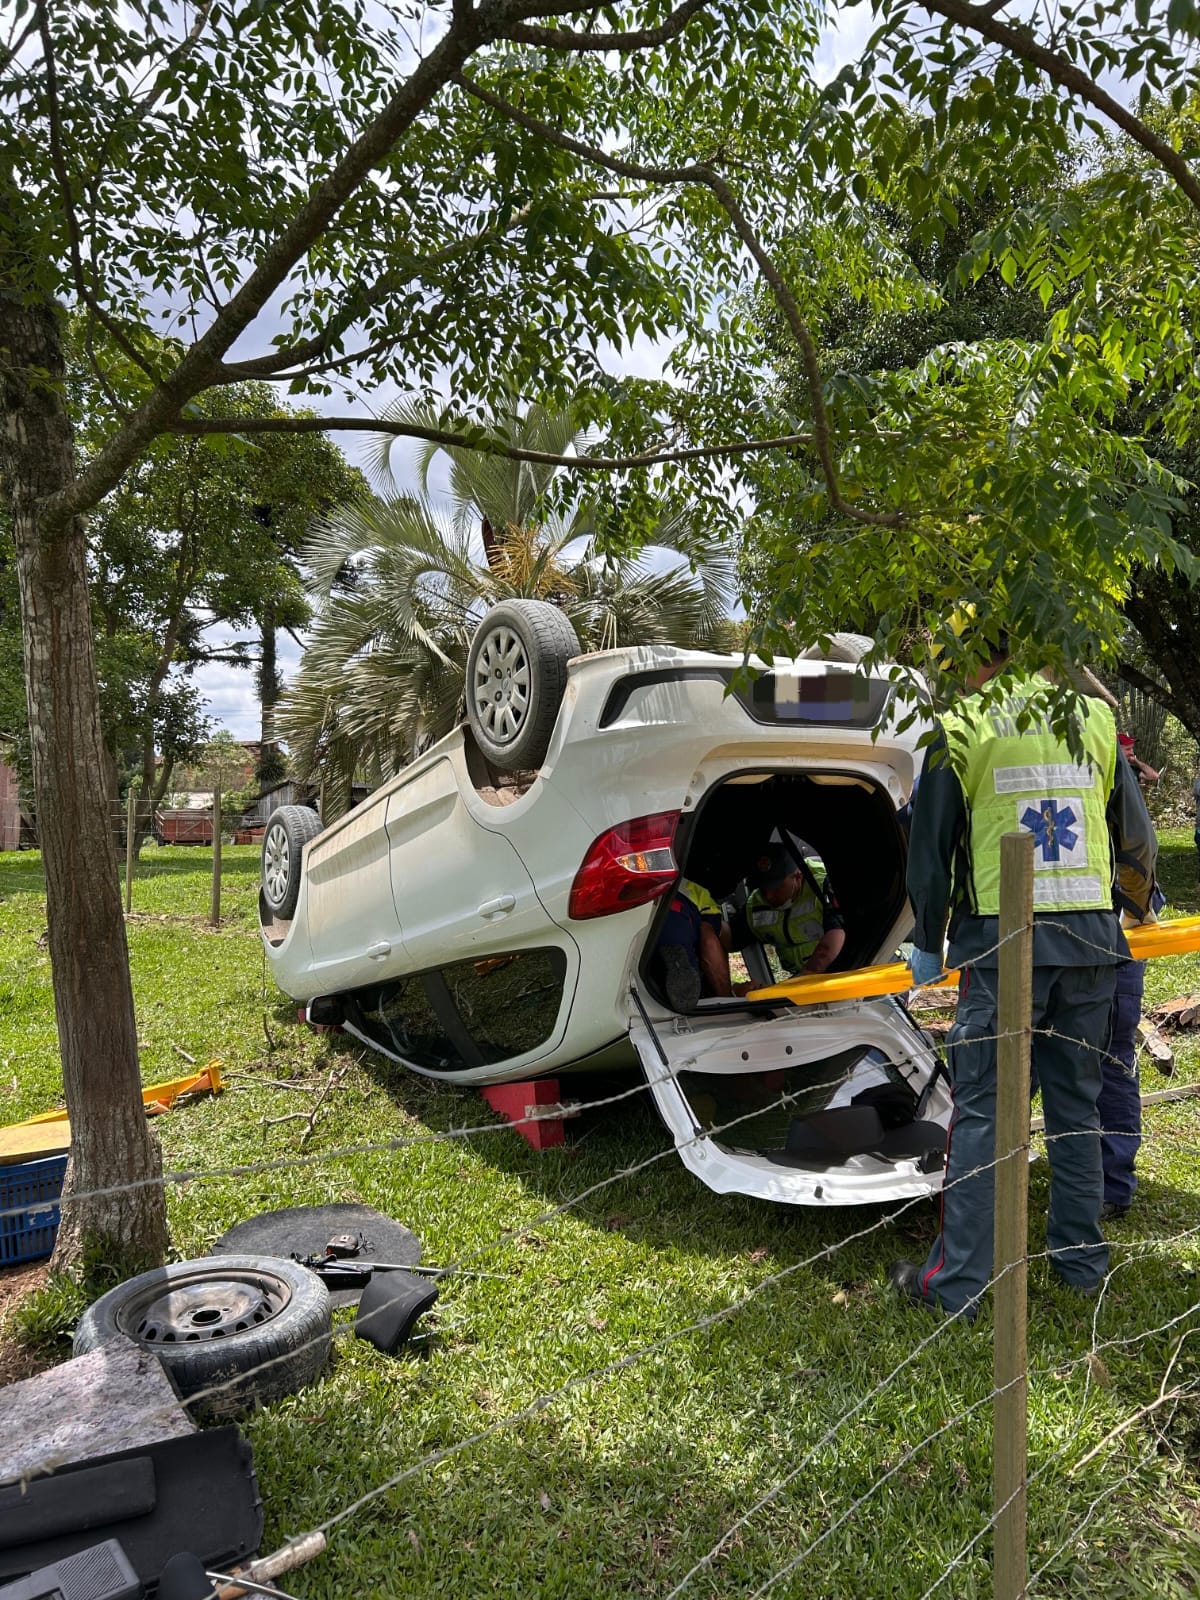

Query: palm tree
left=279, top=399, right=737, bottom=799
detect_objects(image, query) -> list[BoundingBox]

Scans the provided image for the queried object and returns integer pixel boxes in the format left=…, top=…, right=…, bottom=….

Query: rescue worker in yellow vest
left=744, top=843, right=845, bottom=976
left=655, top=876, right=734, bottom=1011
left=889, top=631, right=1156, bottom=1321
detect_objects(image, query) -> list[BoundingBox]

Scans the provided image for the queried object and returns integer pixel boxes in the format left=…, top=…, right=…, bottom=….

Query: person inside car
left=741, top=842, right=846, bottom=977
left=654, top=877, right=734, bottom=1010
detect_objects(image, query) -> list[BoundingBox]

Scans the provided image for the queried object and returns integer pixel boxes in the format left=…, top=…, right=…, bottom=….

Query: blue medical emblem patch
left=1020, top=798, right=1078, bottom=862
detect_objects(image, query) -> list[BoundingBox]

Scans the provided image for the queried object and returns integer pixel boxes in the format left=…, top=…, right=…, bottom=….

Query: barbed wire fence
left=4, top=837, right=1200, bottom=1598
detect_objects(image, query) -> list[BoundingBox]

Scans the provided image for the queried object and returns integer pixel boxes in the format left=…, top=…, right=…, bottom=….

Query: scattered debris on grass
left=1149, top=995, right=1200, bottom=1029
left=261, top=1062, right=351, bottom=1147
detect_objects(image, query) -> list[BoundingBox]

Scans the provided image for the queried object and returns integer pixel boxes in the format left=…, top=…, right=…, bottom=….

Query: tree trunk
left=1123, top=575, right=1200, bottom=746
left=0, top=293, right=167, bottom=1271
left=480, top=515, right=501, bottom=571
left=260, top=612, right=277, bottom=746
left=255, top=604, right=287, bottom=787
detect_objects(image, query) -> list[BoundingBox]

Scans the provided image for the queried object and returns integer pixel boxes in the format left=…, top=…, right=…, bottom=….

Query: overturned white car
left=260, top=601, right=949, bottom=1206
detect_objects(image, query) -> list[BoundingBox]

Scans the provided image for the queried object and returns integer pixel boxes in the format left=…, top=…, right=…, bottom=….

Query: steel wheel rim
left=115, top=1267, right=292, bottom=1345
left=264, top=823, right=290, bottom=904
left=471, top=625, right=531, bottom=746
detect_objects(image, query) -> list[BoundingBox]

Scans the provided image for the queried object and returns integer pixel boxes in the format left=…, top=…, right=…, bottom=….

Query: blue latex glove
left=908, top=948, right=946, bottom=988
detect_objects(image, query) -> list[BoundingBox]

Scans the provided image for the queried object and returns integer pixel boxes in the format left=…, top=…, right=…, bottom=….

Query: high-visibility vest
left=941, top=673, right=1116, bottom=915
left=746, top=883, right=825, bottom=974
left=678, top=878, right=722, bottom=919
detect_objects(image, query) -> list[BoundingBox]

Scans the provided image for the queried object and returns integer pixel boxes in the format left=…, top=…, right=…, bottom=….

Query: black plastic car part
left=0, top=1539, right=141, bottom=1600
left=355, top=1270, right=438, bottom=1355
left=0, top=1427, right=262, bottom=1589
left=0, top=1460, right=155, bottom=1550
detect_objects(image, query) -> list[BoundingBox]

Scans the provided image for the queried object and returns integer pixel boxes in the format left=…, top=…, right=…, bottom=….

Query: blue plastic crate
left=0, top=1155, right=68, bottom=1265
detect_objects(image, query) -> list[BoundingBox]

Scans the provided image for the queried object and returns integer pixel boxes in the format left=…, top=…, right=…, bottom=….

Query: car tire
left=261, top=804, right=323, bottom=920
left=798, top=631, right=874, bottom=663
left=466, top=600, right=581, bottom=772
left=73, top=1255, right=332, bottom=1419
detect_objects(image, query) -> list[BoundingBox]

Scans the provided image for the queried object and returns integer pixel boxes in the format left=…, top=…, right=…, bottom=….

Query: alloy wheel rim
left=264, top=824, right=290, bottom=904
left=472, top=626, right=531, bottom=746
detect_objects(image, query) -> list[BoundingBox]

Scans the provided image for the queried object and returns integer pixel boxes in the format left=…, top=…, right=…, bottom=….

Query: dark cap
left=749, top=844, right=800, bottom=892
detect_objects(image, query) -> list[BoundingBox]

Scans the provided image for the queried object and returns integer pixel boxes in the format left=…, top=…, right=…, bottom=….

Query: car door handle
left=367, top=940, right=391, bottom=960
left=478, top=895, right=516, bottom=918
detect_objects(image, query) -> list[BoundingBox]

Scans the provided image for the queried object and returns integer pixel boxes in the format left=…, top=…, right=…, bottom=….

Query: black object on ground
left=72, top=1256, right=331, bottom=1418
left=155, top=1552, right=210, bottom=1600
left=355, top=1271, right=439, bottom=1356
left=209, top=1205, right=421, bottom=1309
left=0, top=1540, right=141, bottom=1600
left=0, top=1428, right=262, bottom=1589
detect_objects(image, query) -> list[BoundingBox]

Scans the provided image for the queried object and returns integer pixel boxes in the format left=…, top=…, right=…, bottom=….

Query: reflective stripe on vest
left=746, top=885, right=825, bottom=973
left=678, top=877, right=721, bottom=919
left=942, top=674, right=1116, bottom=915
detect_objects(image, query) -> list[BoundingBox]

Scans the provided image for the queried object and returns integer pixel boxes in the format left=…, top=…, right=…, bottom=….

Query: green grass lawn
left=2, top=841, right=1200, bottom=1598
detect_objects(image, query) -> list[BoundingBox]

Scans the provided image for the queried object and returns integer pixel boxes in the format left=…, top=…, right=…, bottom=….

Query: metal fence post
left=994, top=830, right=1033, bottom=1600
left=124, top=785, right=137, bottom=914
left=210, top=783, right=222, bottom=927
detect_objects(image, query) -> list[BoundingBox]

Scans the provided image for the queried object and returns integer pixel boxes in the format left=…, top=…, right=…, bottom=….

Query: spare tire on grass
left=73, top=1255, right=332, bottom=1419
left=466, top=600, right=580, bottom=772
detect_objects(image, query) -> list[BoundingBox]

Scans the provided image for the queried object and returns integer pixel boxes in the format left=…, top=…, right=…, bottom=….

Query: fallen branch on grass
left=261, top=1064, right=350, bottom=1148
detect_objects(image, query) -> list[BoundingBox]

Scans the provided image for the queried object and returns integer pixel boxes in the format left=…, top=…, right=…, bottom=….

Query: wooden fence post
left=994, top=830, right=1034, bottom=1600
left=124, top=785, right=137, bottom=914
left=210, top=783, right=222, bottom=927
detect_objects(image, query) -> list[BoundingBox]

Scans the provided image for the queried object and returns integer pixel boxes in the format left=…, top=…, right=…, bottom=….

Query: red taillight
left=568, top=811, right=681, bottom=920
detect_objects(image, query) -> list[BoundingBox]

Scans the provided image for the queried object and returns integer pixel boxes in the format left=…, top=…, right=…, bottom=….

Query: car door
left=301, top=791, right=409, bottom=993
left=386, top=755, right=564, bottom=972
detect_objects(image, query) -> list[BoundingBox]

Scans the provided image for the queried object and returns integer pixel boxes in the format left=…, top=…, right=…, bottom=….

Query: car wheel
left=466, top=600, right=581, bottom=772
left=73, top=1255, right=332, bottom=1418
left=261, top=804, right=323, bottom=920
left=797, top=631, right=875, bottom=663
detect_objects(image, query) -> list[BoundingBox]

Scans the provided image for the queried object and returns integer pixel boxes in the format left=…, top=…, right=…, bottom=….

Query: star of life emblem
left=1019, top=796, right=1086, bottom=868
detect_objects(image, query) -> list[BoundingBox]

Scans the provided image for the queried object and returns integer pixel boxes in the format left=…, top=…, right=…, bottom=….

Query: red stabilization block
left=481, top=1079, right=564, bottom=1150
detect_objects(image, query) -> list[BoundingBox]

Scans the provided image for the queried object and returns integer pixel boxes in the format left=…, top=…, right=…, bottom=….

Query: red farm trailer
left=154, top=809, right=214, bottom=846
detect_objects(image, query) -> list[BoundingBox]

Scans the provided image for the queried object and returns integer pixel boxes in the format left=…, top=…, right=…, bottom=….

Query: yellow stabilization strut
left=747, top=914, right=1200, bottom=1009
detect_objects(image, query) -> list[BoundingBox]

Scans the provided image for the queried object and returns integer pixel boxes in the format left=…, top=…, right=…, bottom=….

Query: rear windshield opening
left=678, top=1047, right=944, bottom=1172
left=642, top=768, right=910, bottom=1009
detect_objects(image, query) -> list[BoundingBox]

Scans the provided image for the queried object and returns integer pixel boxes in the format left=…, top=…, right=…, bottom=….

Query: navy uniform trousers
left=917, top=962, right=1115, bottom=1317
left=1098, top=958, right=1144, bottom=1210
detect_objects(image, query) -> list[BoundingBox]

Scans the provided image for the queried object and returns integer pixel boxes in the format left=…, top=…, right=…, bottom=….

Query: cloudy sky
left=193, top=4, right=877, bottom=741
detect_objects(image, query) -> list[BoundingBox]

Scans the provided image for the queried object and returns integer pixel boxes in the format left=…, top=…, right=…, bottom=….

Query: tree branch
left=456, top=70, right=903, bottom=527
left=169, top=411, right=826, bottom=469
left=215, top=213, right=528, bottom=381
left=505, top=0, right=709, bottom=50
left=1115, top=658, right=1185, bottom=723
left=123, top=0, right=216, bottom=130
left=34, top=0, right=159, bottom=382
left=43, top=10, right=496, bottom=530
left=923, top=0, right=1200, bottom=214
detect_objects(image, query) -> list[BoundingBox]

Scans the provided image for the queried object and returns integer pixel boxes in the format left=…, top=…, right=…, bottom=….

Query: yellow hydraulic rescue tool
left=0, top=1062, right=223, bottom=1164
left=747, top=915, right=1200, bottom=1008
